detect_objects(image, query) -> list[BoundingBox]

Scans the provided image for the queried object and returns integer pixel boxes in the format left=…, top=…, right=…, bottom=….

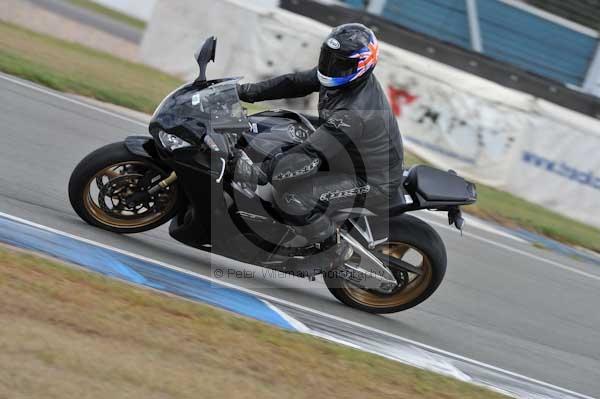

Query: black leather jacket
left=238, top=67, right=404, bottom=195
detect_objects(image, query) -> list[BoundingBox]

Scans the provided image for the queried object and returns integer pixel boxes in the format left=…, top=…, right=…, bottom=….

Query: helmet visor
left=318, top=47, right=358, bottom=78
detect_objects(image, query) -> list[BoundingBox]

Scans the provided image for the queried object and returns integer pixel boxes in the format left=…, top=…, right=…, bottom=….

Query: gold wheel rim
left=83, top=161, right=177, bottom=229
left=340, top=242, right=433, bottom=308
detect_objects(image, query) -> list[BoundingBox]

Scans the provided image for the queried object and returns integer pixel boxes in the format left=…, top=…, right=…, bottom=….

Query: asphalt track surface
left=1, top=74, right=600, bottom=397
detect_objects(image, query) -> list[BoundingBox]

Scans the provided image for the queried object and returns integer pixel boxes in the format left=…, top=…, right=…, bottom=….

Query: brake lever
left=215, top=157, right=226, bottom=184
left=203, top=134, right=230, bottom=184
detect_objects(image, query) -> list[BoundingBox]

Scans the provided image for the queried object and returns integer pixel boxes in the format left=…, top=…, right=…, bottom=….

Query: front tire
left=324, top=214, right=447, bottom=314
left=68, top=141, right=181, bottom=234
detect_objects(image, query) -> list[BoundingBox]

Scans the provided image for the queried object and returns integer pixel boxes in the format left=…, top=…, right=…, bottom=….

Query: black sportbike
left=69, top=37, right=476, bottom=314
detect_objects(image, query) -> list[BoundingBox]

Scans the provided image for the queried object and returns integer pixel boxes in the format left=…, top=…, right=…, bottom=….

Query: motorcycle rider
left=233, top=23, right=404, bottom=270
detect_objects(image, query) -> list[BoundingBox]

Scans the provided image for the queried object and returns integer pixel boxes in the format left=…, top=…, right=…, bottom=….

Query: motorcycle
left=68, top=37, right=477, bottom=314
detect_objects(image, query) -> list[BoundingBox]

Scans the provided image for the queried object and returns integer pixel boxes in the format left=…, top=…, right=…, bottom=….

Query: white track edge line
left=0, top=73, right=147, bottom=127
left=422, top=210, right=528, bottom=244
left=0, top=211, right=593, bottom=399
left=260, top=300, right=311, bottom=333
left=425, top=218, right=600, bottom=282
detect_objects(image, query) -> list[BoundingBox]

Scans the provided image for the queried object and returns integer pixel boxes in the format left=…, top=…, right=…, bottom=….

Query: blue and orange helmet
left=317, top=23, right=380, bottom=88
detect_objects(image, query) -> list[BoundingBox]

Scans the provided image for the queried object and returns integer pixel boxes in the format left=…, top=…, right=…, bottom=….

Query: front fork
left=147, top=171, right=178, bottom=195
left=123, top=136, right=180, bottom=203
left=146, top=154, right=225, bottom=194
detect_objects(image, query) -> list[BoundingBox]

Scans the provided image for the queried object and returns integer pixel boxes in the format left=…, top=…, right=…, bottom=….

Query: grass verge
left=66, top=0, right=147, bottom=30
left=1, top=21, right=598, bottom=252
left=0, top=246, right=507, bottom=399
left=0, top=21, right=180, bottom=113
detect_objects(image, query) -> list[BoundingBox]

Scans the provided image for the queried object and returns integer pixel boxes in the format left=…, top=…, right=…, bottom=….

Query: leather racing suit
left=238, top=67, right=404, bottom=244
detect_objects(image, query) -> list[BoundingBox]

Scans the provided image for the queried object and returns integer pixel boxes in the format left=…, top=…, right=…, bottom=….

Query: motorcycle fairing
left=150, top=78, right=248, bottom=146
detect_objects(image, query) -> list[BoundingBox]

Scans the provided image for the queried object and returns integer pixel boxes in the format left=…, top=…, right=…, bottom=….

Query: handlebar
left=203, top=134, right=222, bottom=153
left=201, top=134, right=228, bottom=183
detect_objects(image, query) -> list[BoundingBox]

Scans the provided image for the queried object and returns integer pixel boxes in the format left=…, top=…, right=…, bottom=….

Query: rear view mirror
left=195, top=36, right=217, bottom=82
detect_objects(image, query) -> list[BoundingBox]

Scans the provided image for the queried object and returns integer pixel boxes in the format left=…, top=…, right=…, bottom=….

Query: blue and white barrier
left=0, top=214, right=303, bottom=330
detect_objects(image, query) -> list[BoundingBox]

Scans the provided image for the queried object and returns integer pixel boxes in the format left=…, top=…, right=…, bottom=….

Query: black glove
left=228, top=151, right=268, bottom=186
left=258, top=151, right=281, bottom=178
left=236, top=83, right=252, bottom=104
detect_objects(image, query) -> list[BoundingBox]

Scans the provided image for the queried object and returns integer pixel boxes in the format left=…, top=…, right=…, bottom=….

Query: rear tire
left=324, top=214, right=447, bottom=314
left=68, top=141, right=181, bottom=234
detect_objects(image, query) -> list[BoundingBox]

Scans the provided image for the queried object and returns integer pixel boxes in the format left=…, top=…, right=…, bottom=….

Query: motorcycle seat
left=375, top=165, right=476, bottom=216
left=404, top=165, right=476, bottom=203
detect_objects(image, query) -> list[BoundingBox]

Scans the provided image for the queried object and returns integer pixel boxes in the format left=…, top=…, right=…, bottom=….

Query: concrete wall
left=140, top=0, right=600, bottom=227
left=140, top=0, right=323, bottom=81
left=91, top=0, right=279, bottom=21
left=92, top=0, right=157, bottom=20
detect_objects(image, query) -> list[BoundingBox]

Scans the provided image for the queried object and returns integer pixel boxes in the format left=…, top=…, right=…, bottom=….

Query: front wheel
left=68, top=142, right=181, bottom=234
left=324, top=215, right=447, bottom=314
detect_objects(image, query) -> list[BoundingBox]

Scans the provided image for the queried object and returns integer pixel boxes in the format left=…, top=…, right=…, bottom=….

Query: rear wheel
left=68, top=142, right=181, bottom=234
left=324, top=215, right=447, bottom=314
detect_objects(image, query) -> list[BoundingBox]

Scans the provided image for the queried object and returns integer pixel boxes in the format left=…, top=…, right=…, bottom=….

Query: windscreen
left=192, top=80, right=248, bottom=132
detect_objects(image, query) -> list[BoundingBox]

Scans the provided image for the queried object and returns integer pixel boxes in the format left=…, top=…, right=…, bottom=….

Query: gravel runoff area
left=0, top=0, right=139, bottom=61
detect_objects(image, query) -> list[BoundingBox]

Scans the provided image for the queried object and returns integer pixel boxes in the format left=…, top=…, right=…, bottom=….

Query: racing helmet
left=317, top=23, right=379, bottom=88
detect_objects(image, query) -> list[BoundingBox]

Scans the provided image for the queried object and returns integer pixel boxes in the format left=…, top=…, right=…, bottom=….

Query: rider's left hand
left=228, top=151, right=268, bottom=186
